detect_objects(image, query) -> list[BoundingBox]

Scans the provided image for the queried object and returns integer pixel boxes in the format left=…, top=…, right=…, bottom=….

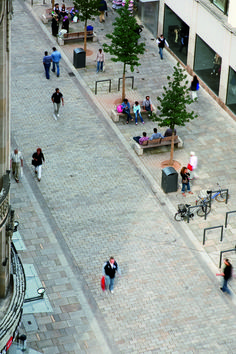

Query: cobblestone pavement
left=10, top=0, right=236, bottom=353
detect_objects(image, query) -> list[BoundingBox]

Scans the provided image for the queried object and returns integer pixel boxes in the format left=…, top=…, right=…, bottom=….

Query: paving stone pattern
left=10, top=0, right=236, bottom=352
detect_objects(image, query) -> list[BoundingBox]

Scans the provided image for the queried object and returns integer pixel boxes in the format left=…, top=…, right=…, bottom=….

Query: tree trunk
left=84, top=20, right=87, bottom=53
left=169, top=131, right=175, bottom=166
left=51, top=0, right=55, bottom=9
left=122, top=63, right=126, bottom=101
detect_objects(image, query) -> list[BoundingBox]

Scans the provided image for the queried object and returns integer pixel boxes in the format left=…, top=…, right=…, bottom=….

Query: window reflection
left=194, top=36, right=221, bottom=95
left=226, top=67, right=236, bottom=114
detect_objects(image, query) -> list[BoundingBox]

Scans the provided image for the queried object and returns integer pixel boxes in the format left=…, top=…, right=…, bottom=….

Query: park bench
left=133, top=135, right=183, bottom=156
left=41, top=7, right=73, bottom=24
left=57, top=30, right=97, bottom=45
left=111, top=103, right=156, bottom=123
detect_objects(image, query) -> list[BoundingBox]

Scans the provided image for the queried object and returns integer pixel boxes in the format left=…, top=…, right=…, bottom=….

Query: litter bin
left=73, top=48, right=86, bottom=69
left=161, top=166, right=178, bottom=193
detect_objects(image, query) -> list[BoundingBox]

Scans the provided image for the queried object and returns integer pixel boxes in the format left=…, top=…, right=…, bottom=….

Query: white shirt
left=10, top=151, right=23, bottom=163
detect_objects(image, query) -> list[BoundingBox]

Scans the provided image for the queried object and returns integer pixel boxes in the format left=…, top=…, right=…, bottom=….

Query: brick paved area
left=10, top=0, right=236, bottom=352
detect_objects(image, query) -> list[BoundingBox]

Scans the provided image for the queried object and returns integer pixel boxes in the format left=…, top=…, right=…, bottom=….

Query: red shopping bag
left=101, top=276, right=106, bottom=291
left=187, top=163, right=193, bottom=171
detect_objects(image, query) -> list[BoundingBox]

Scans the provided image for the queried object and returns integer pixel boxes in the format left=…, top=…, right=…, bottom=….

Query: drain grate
left=68, top=72, right=75, bottom=77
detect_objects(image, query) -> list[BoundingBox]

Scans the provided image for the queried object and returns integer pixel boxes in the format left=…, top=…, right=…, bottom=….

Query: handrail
left=95, top=79, right=111, bottom=95
left=203, top=225, right=223, bottom=245
left=118, top=76, right=134, bottom=91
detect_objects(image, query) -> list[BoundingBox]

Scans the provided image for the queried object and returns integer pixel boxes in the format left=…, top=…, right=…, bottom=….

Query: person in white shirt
left=95, top=49, right=105, bottom=73
left=10, top=148, right=23, bottom=183
left=156, top=34, right=169, bottom=60
left=189, top=151, right=198, bottom=179
left=133, top=101, right=144, bottom=125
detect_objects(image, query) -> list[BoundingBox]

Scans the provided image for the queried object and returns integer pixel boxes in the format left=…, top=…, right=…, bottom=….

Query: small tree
left=74, top=0, right=100, bottom=53
left=103, top=1, right=145, bottom=100
left=152, top=62, right=198, bottom=166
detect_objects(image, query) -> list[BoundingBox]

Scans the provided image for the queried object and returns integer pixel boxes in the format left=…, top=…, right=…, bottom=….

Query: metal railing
left=95, top=79, right=111, bottom=95
left=225, top=210, right=236, bottom=228
left=203, top=225, right=223, bottom=245
left=118, top=76, right=134, bottom=91
left=219, top=246, right=236, bottom=268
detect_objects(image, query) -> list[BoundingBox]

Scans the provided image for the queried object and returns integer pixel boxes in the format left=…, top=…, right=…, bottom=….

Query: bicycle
left=195, top=183, right=229, bottom=209
left=174, top=199, right=211, bottom=221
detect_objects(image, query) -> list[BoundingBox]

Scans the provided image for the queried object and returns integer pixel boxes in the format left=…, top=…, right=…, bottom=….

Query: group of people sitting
left=51, top=3, right=78, bottom=36
left=120, top=96, right=153, bottom=124
left=133, top=128, right=177, bottom=145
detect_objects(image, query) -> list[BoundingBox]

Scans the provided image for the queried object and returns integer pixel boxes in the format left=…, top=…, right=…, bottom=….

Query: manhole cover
left=68, top=72, right=75, bottom=77
left=22, top=314, right=38, bottom=332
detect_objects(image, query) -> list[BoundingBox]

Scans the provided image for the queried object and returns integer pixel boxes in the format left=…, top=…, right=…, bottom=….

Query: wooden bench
left=57, top=30, right=97, bottom=45
left=41, top=7, right=73, bottom=24
left=111, top=103, right=156, bottom=123
left=133, top=136, right=183, bottom=156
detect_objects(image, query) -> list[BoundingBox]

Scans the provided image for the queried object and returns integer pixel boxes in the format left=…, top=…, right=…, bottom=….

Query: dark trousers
left=123, top=109, right=133, bottom=122
left=133, top=136, right=141, bottom=144
left=44, top=63, right=51, bottom=79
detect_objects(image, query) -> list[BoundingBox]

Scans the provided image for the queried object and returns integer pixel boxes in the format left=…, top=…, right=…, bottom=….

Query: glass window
left=138, top=0, right=159, bottom=38
left=226, top=67, right=236, bottom=115
left=163, top=5, right=189, bottom=65
left=212, top=0, right=229, bottom=14
left=194, top=35, right=221, bottom=96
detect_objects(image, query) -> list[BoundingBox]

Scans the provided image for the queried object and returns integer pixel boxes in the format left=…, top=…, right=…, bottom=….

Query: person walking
left=156, top=34, right=169, bottom=60
left=43, top=51, right=52, bottom=80
left=95, top=49, right=105, bottom=73
left=51, top=88, right=64, bottom=120
left=180, top=166, right=193, bottom=197
left=217, top=258, right=233, bottom=294
left=98, top=0, right=107, bottom=23
left=32, top=148, right=45, bottom=182
left=10, top=148, right=23, bottom=183
left=190, top=75, right=199, bottom=100
left=188, top=151, right=198, bottom=179
left=102, top=256, right=120, bottom=294
left=51, top=47, right=61, bottom=77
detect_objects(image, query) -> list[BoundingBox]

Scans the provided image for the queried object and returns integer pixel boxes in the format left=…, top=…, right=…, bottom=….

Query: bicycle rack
left=209, top=188, right=229, bottom=204
left=95, top=79, right=112, bottom=95
left=187, top=204, right=208, bottom=223
left=219, top=246, right=236, bottom=268
left=225, top=210, right=236, bottom=228
left=203, top=225, right=223, bottom=245
left=118, top=76, right=134, bottom=91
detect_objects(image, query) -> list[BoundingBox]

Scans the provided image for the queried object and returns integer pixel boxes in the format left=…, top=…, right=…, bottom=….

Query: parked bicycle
left=196, top=183, right=229, bottom=207
left=174, top=199, right=211, bottom=221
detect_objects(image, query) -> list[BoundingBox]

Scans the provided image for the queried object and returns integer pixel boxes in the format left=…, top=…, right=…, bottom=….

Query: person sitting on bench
left=133, top=132, right=149, bottom=145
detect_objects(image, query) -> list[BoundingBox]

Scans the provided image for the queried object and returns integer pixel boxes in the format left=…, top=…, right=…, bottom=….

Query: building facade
left=0, top=1, right=26, bottom=352
left=138, top=0, right=236, bottom=117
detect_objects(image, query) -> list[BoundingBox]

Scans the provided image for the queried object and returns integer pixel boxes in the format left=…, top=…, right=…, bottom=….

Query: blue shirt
left=51, top=51, right=61, bottom=63
left=121, top=101, right=130, bottom=110
left=43, top=55, right=52, bottom=65
left=149, top=132, right=164, bottom=140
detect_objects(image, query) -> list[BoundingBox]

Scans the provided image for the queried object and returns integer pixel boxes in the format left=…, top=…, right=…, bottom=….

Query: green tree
left=73, top=0, right=100, bottom=53
left=152, top=62, right=198, bottom=166
left=103, top=1, right=145, bottom=100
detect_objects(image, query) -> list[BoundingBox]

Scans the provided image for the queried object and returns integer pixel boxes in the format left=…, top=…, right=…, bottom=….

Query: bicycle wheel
left=197, top=203, right=211, bottom=217
left=174, top=212, right=183, bottom=221
left=215, top=191, right=228, bottom=203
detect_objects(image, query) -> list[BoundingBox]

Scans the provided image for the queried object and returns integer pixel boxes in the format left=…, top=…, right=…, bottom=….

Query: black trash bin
left=73, top=48, right=86, bottom=68
left=161, top=166, right=178, bottom=193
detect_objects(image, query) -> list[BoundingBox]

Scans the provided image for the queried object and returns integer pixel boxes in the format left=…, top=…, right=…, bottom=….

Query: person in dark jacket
left=62, top=15, right=69, bottom=33
left=98, top=0, right=107, bottom=23
left=217, top=258, right=233, bottom=294
left=32, top=148, right=45, bottom=182
left=51, top=14, right=59, bottom=37
left=180, top=166, right=193, bottom=197
left=190, top=75, right=199, bottom=100
left=164, top=128, right=176, bottom=137
left=102, top=257, right=120, bottom=294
